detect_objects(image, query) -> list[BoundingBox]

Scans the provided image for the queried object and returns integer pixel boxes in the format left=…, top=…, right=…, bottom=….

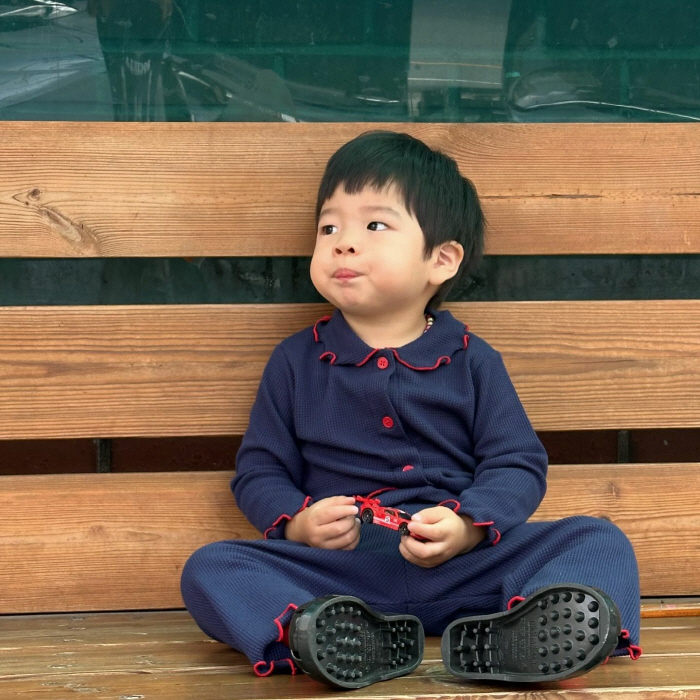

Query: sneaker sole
left=289, top=595, right=424, bottom=689
left=441, top=584, right=621, bottom=683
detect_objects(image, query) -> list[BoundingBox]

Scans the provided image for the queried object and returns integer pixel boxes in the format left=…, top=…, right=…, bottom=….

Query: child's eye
left=367, top=221, right=388, bottom=231
left=320, top=224, right=338, bottom=235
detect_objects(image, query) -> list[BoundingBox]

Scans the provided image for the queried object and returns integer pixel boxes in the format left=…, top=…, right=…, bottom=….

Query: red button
left=382, top=416, right=394, bottom=429
left=402, top=465, right=414, bottom=471
left=377, top=357, right=389, bottom=369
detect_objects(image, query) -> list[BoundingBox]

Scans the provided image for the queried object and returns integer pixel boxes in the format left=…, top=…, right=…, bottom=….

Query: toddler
left=181, top=130, right=641, bottom=688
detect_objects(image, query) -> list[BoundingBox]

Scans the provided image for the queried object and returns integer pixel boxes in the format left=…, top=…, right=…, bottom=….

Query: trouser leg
left=181, top=515, right=641, bottom=673
left=180, top=526, right=409, bottom=671
left=506, top=516, right=641, bottom=655
left=406, top=516, right=640, bottom=653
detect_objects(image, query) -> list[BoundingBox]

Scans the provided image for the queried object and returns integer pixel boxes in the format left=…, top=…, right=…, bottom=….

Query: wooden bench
left=1, top=122, right=699, bottom=699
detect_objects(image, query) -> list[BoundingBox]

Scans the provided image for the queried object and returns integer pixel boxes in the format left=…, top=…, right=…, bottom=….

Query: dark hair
left=316, top=130, right=485, bottom=308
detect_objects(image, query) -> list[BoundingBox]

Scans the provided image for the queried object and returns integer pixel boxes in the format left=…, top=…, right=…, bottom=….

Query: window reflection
left=0, top=0, right=698, bottom=122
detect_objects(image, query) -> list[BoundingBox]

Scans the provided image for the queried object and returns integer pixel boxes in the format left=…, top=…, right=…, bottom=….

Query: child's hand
left=399, top=506, right=486, bottom=568
left=285, top=496, right=360, bottom=550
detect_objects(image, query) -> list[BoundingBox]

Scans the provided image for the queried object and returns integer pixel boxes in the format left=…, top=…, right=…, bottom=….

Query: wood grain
left=1, top=465, right=698, bottom=614
left=0, top=610, right=699, bottom=699
left=0, top=471, right=255, bottom=614
left=1, top=300, right=699, bottom=439
left=1, top=122, right=699, bottom=257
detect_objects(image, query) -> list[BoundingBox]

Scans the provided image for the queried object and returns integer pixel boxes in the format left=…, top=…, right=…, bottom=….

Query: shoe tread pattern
left=442, top=584, right=621, bottom=683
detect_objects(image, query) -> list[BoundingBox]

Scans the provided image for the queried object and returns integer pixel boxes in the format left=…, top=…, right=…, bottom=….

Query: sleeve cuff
left=472, top=520, right=502, bottom=545
left=438, top=499, right=501, bottom=546
left=264, top=496, right=313, bottom=540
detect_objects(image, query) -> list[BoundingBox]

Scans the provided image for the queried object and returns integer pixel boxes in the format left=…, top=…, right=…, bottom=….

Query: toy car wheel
left=399, top=523, right=410, bottom=536
left=361, top=509, right=374, bottom=524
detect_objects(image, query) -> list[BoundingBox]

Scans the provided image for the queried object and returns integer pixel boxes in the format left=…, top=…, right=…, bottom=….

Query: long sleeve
left=231, top=344, right=310, bottom=538
left=456, top=349, right=548, bottom=545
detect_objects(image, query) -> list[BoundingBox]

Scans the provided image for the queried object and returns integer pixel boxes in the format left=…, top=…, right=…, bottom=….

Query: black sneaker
left=442, top=583, right=621, bottom=683
left=288, top=595, right=425, bottom=689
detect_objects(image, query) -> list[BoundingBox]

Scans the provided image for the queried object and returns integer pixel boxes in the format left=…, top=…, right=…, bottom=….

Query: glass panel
left=1, top=0, right=698, bottom=122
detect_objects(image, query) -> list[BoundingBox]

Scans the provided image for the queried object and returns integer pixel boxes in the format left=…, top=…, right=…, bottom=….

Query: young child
left=181, top=131, right=642, bottom=688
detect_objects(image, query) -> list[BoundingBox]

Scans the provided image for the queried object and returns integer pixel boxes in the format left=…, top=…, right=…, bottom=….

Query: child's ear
left=431, top=241, right=464, bottom=284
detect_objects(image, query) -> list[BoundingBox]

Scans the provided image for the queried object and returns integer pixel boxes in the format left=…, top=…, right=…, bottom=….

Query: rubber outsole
left=289, top=595, right=425, bottom=689
left=441, top=584, right=621, bottom=683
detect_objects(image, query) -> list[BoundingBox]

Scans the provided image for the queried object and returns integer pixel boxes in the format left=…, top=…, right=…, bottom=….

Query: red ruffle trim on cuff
left=437, top=501, right=501, bottom=545
left=602, top=629, right=643, bottom=665
left=620, top=629, right=643, bottom=660
left=438, top=499, right=460, bottom=512
left=263, top=496, right=313, bottom=539
left=472, top=520, right=501, bottom=545
left=507, top=595, right=526, bottom=610
left=253, top=659, right=298, bottom=676
left=252, top=602, right=302, bottom=677
left=274, top=603, right=299, bottom=644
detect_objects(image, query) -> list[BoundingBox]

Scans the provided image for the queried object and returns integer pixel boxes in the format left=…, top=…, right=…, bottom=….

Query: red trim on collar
left=253, top=659, right=298, bottom=676
left=319, top=351, right=337, bottom=364
left=356, top=348, right=379, bottom=367
left=392, top=349, right=450, bottom=371
left=313, top=315, right=332, bottom=343
left=264, top=496, right=313, bottom=539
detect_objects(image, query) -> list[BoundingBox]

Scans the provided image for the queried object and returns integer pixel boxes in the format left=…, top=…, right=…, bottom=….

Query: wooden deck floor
left=1, top=610, right=699, bottom=700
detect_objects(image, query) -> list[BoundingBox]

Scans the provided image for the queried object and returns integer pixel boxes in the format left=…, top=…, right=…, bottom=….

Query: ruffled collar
left=313, top=309, right=469, bottom=371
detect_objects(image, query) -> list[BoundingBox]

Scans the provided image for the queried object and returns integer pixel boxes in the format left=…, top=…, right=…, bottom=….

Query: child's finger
left=399, top=536, right=445, bottom=568
left=322, top=513, right=359, bottom=539
left=411, top=506, right=451, bottom=524
left=323, top=521, right=361, bottom=550
left=407, top=519, right=439, bottom=540
left=320, top=505, right=359, bottom=524
left=321, top=495, right=358, bottom=508
left=401, top=532, right=443, bottom=559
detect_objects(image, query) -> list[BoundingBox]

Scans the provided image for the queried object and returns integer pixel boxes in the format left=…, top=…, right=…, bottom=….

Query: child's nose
left=334, top=242, right=356, bottom=255
left=333, top=230, right=358, bottom=255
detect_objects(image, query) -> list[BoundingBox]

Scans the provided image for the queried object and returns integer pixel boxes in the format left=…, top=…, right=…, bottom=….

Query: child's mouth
left=334, top=269, right=361, bottom=280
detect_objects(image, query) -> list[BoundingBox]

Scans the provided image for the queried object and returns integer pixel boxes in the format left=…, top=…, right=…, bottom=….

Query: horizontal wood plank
left=0, top=610, right=699, bottom=699
left=642, top=599, right=700, bottom=618
left=1, top=465, right=698, bottom=614
left=1, top=301, right=699, bottom=439
left=1, top=122, right=699, bottom=257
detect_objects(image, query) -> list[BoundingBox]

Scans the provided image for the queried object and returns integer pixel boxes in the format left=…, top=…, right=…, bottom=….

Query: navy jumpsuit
left=181, top=310, right=641, bottom=674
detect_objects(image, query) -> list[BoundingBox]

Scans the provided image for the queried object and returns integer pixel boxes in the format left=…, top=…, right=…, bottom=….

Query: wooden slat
left=642, top=599, right=700, bottom=618
left=0, top=611, right=699, bottom=699
left=1, top=122, right=699, bottom=257
left=1, top=300, right=699, bottom=440
left=0, top=604, right=689, bottom=643
left=1, top=465, right=698, bottom=614
left=0, top=471, right=256, bottom=614
left=533, top=464, right=700, bottom=597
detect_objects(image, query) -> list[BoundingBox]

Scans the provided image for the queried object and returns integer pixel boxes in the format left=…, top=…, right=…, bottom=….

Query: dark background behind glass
left=2, top=0, right=699, bottom=123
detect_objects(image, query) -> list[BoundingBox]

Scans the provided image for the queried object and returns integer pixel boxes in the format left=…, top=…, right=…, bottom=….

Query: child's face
left=310, top=184, right=441, bottom=320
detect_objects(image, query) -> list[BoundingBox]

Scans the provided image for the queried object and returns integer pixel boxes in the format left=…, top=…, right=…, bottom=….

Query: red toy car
left=355, top=495, right=427, bottom=540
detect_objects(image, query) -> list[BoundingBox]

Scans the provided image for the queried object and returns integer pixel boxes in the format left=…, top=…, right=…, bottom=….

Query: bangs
left=315, top=132, right=429, bottom=222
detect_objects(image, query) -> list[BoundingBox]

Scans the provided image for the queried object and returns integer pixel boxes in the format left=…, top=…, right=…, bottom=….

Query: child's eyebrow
left=358, top=205, right=402, bottom=218
left=318, top=206, right=339, bottom=218
left=318, top=205, right=402, bottom=219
